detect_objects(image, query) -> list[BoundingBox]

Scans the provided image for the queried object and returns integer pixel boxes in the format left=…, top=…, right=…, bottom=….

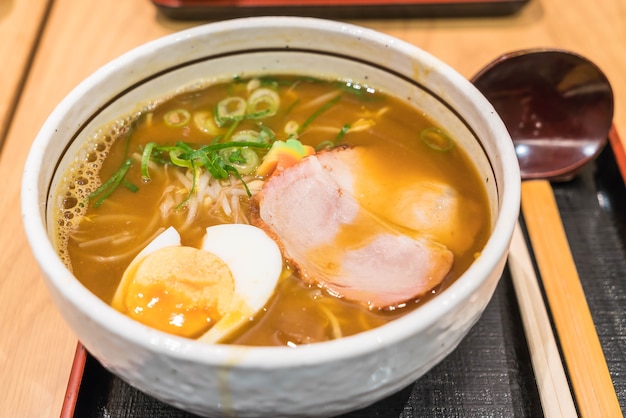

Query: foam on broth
left=52, top=75, right=491, bottom=346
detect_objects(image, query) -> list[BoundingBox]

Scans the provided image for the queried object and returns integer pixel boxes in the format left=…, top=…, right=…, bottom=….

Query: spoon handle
left=507, top=221, right=577, bottom=417
left=521, top=179, right=623, bottom=418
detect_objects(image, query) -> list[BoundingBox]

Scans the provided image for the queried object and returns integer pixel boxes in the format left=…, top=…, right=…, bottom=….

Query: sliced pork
left=251, top=146, right=454, bottom=309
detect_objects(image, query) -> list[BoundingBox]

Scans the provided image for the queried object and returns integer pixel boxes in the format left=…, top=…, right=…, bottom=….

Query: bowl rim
left=21, top=16, right=520, bottom=368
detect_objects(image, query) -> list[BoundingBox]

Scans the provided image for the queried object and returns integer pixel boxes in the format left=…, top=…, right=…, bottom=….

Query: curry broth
left=54, top=76, right=491, bottom=346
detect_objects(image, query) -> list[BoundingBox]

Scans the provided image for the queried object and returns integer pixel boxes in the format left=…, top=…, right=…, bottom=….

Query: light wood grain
left=522, top=180, right=623, bottom=418
left=0, top=1, right=194, bottom=417
left=0, top=0, right=625, bottom=416
left=507, top=222, right=577, bottom=418
left=0, top=0, right=50, bottom=147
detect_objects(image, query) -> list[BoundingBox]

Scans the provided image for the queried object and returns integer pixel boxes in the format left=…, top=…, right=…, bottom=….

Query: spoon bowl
left=472, top=48, right=614, bottom=180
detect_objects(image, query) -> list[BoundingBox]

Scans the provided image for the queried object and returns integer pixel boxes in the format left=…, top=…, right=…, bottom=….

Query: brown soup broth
left=53, top=75, right=491, bottom=346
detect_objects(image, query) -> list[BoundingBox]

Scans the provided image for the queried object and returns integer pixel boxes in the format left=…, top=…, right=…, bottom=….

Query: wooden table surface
left=0, top=0, right=624, bottom=416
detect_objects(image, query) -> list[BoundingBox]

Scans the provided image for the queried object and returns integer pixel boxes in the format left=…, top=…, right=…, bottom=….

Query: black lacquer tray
left=63, top=134, right=626, bottom=417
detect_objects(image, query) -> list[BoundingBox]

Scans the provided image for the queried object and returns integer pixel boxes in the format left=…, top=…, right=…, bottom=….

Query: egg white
left=111, top=224, right=282, bottom=343
left=199, top=224, right=283, bottom=343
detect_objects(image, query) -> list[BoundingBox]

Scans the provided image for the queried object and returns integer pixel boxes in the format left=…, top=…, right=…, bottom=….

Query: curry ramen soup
left=52, top=75, right=491, bottom=346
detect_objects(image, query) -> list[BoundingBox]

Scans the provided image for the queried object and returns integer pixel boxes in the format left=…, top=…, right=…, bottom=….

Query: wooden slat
left=522, top=180, right=623, bottom=418
left=507, top=222, right=577, bottom=418
left=0, top=0, right=51, bottom=149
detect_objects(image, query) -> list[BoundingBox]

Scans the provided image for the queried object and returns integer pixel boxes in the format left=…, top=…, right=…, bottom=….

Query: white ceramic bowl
left=22, top=17, right=519, bottom=418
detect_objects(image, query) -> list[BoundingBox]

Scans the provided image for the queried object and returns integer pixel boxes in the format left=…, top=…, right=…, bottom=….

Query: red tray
left=152, top=0, right=529, bottom=20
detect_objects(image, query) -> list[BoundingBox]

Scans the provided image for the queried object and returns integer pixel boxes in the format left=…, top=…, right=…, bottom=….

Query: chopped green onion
left=315, top=140, right=335, bottom=152
left=189, top=148, right=212, bottom=171
left=245, top=109, right=272, bottom=119
left=88, top=158, right=133, bottom=208
left=122, top=180, right=139, bottom=192
left=205, top=152, right=229, bottom=179
left=246, top=78, right=261, bottom=92
left=92, top=124, right=273, bottom=208
left=284, top=98, right=300, bottom=116
left=222, top=118, right=242, bottom=142
left=299, top=95, right=341, bottom=133
left=226, top=148, right=246, bottom=164
left=247, top=88, right=280, bottom=119
left=257, top=77, right=283, bottom=89
left=315, top=123, right=350, bottom=152
left=420, top=127, right=454, bottom=152
left=215, top=97, right=247, bottom=127
left=219, top=147, right=260, bottom=175
left=335, top=123, right=351, bottom=142
left=258, top=125, right=275, bottom=143
left=176, top=163, right=200, bottom=210
left=164, top=109, right=191, bottom=127
left=192, top=141, right=271, bottom=154
left=176, top=142, right=195, bottom=153
left=230, top=130, right=261, bottom=143
left=169, top=149, right=193, bottom=168
left=141, top=142, right=157, bottom=181
left=224, top=165, right=252, bottom=197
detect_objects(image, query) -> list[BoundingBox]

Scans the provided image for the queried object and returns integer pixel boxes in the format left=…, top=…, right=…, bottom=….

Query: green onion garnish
left=164, top=109, right=191, bottom=127
left=88, top=158, right=134, bottom=208
left=122, top=180, right=139, bottom=193
left=137, top=140, right=271, bottom=203
left=176, top=163, right=199, bottom=209
left=141, top=142, right=157, bottom=181
left=335, top=123, right=351, bottom=142
left=214, top=97, right=247, bottom=127
left=420, top=127, right=454, bottom=152
left=247, top=88, right=280, bottom=119
left=299, top=95, right=341, bottom=133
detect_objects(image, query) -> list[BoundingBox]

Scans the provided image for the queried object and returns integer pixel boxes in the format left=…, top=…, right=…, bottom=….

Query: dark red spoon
left=472, top=48, right=613, bottom=181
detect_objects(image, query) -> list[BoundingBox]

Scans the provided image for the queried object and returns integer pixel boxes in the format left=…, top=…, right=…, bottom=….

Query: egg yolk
left=121, top=246, right=235, bottom=338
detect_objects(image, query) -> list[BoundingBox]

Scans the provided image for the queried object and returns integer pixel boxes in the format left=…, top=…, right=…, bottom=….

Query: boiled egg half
left=111, top=224, right=282, bottom=343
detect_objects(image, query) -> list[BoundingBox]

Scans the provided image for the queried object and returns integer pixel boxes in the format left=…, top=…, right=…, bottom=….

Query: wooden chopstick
left=521, top=179, right=623, bottom=418
left=508, top=221, right=577, bottom=418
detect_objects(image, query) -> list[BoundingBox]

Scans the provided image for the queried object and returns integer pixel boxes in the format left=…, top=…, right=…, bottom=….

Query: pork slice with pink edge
left=251, top=146, right=454, bottom=309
